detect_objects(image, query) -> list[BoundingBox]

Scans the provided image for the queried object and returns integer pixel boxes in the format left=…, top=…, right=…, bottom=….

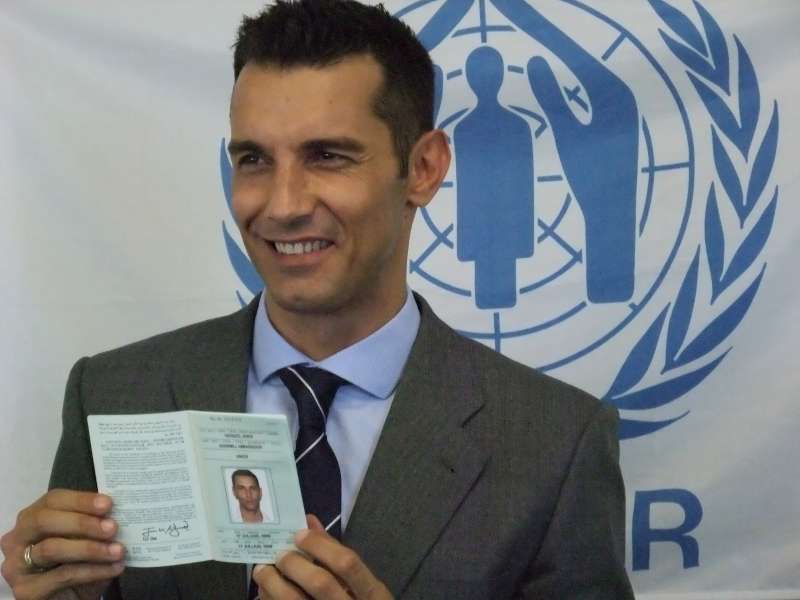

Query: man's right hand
left=0, top=490, right=125, bottom=600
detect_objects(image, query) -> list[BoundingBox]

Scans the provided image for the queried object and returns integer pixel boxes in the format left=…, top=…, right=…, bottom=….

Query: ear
left=405, top=129, right=451, bottom=209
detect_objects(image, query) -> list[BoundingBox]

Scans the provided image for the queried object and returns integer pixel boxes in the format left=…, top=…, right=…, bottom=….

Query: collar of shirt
left=251, top=289, right=420, bottom=399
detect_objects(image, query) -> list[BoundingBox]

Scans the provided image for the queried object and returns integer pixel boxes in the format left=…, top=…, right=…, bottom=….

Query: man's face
left=232, top=474, right=262, bottom=512
left=228, top=55, right=416, bottom=321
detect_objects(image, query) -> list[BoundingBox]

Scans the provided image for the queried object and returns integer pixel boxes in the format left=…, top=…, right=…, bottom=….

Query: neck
left=241, top=508, right=263, bottom=523
left=265, top=287, right=408, bottom=361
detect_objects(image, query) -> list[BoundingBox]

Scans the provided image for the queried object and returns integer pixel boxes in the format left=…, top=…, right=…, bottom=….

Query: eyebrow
left=226, top=137, right=367, bottom=156
left=227, top=139, right=265, bottom=156
left=301, top=137, right=366, bottom=155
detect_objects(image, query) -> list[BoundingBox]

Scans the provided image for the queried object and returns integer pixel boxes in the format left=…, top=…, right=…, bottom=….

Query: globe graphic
left=399, top=0, right=695, bottom=372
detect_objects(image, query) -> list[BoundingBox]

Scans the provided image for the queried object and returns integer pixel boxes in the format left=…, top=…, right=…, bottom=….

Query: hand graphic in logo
left=494, top=0, right=640, bottom=303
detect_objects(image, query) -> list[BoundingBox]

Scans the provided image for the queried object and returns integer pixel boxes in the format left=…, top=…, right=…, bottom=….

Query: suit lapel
left=344, top=296, right=488, bottom=596
left=169, top=296, right=259, bottom=599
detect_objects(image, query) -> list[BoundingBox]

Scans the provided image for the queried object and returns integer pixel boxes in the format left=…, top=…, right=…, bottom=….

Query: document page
left=88, top=411, right=306, bottom=567
left=190, top=412, right=306, bottom=564
left=88, top=412, right=211, bottom=567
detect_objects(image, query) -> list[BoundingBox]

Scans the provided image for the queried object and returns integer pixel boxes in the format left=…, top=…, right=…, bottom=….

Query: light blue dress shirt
left=246, top=289, right=420, bottom=530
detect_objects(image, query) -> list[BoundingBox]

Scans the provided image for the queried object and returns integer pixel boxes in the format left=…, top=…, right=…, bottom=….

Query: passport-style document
left=88, top=411, right=306, bottom=567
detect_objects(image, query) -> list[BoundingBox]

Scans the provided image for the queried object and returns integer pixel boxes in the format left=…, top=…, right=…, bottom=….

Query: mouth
left=272, top=239, right=333, bottom=256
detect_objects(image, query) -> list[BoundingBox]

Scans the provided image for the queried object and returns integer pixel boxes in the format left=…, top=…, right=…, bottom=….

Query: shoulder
left=414, top=293, right=616, bottom=441
left=463, top=325, right=611, bottom=433
left=66, top=298, right=258, bottom=413
left=416, top=293, right=602, bottom=409
left=84, top=299, right=257, bottom=370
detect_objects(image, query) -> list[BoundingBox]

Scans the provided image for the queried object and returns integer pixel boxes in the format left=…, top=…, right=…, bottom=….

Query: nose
left=265, top=160, right=314, bottom=224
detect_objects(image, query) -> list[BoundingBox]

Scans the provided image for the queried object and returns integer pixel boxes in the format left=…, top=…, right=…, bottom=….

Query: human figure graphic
left=455, top=46, right=534, bottom=309
left=491, top=0, right=639, bottom=303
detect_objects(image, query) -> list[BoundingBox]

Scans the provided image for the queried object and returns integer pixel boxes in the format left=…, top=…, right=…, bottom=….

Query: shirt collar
left=252, top=289, right=420, bottom=399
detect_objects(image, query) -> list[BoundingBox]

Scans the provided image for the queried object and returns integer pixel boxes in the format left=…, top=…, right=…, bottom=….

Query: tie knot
left=278, top=365, right=347, bottom=427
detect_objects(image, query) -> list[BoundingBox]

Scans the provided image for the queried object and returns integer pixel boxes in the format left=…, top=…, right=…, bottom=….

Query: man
left=231, top=470, right=264, bottom=524
left=0, top=1, right=633, bottom=599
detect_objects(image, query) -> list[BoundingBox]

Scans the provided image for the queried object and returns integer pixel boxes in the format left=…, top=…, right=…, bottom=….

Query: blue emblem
left=220, top=0, right=780, bottom=440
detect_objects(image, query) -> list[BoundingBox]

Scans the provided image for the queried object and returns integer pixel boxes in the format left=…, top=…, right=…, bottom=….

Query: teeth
left=275, top=240, right=330, bottom=255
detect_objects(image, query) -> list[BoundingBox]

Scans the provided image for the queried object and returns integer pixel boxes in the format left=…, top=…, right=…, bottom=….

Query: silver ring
left=23, top=544, right=44, bottom=572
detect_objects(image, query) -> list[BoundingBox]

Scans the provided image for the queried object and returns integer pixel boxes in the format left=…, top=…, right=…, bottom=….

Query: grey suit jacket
left=50, top=294, right=633, bottom=599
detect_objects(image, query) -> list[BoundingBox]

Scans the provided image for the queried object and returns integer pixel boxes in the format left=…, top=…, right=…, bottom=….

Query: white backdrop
left=2, top=2, right=798, bottom=598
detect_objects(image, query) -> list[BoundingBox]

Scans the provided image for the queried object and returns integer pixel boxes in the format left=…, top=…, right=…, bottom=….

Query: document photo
left=226, top=467, right=277, bottom=524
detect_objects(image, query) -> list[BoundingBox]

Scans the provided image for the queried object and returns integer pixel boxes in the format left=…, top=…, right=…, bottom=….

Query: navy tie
left=248, top=365, right=346, bottom=598
left=279, top=365, right=347, bottom=539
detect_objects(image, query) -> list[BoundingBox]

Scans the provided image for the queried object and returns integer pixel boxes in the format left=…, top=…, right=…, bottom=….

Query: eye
left=235, top=153, right=274, bottom=175
left=309, top=149, right=352, bottom=168
left=237, top=153, right=258, bottom=166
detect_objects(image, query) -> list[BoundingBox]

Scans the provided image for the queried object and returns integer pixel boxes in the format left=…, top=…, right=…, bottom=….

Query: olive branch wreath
left=606, top=0, right=780, bottom=439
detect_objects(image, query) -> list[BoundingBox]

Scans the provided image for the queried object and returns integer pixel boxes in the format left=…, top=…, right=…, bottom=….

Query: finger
left=294, top=531, right=387, bottom=599
left=12, top=561, right=123, bottom=600
left=31, top=538, right=125, bottom=569
left=305, top=514, right=324, bottom=531
left=255, top=563, right=309, bottom=600
left=18, top=507, right=117, bottom=544
left=40, top=490, right=113, bottom=516
left=1, top=539, right=122, bottom=592
left=527, top=56, right=575, bottom=139
left=276, top=550, right=350, bottom=600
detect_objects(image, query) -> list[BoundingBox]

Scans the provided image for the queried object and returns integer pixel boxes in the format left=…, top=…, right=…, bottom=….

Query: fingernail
left=101, top=519, right=115, bottom=533
left=275, top=550, right=289, bottom=564
left=94, top=495, right=111, bottom=511
left=294, top=529, right=310, bottom=544
left=253, top=563, right=266, bottom=574
left=109, top=543, right=124, bottom=558
left=111, top=561, right=125, bottom=573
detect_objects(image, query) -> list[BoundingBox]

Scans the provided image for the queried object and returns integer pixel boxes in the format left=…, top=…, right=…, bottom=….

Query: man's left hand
left=253, top=515, right=392, bottom=600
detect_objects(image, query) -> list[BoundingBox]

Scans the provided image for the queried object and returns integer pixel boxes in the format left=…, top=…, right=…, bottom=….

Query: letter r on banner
left=632, top=489, right=703, bottom=571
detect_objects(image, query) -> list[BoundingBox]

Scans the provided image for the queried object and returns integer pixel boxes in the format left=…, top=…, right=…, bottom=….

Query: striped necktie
left=279, top=364, right=347, bottom=539
left=247, top=365, right=347, bottom=599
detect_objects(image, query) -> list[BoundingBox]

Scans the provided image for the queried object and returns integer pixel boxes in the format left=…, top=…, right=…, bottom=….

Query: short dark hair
left=233, top=0, right=434, bottom=175
left=231, top=469, right=260, bottom=488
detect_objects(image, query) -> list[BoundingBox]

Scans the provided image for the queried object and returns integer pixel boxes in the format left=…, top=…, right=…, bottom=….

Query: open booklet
left=87, top=411, right=306, bottom=567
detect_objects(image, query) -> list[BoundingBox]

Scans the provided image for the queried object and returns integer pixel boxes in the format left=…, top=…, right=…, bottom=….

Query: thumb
left=527, top=56, right=575, bottom=140
left=306, top=514, right=325, bottom=531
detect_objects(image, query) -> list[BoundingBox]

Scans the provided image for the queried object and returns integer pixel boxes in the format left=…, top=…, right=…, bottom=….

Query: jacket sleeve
left=518, top=404, right=634, bottom=599
left=49, top=357, right=98, bottom=492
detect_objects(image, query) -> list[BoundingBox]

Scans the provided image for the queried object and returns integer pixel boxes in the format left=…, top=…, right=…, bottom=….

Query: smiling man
left=0, top=1, right=633, bottom=599
left=227, top=50, right=434, bottom=359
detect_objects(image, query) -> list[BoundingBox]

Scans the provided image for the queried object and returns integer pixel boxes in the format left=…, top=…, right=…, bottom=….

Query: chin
left=268, top=287, right=349, bottom=315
